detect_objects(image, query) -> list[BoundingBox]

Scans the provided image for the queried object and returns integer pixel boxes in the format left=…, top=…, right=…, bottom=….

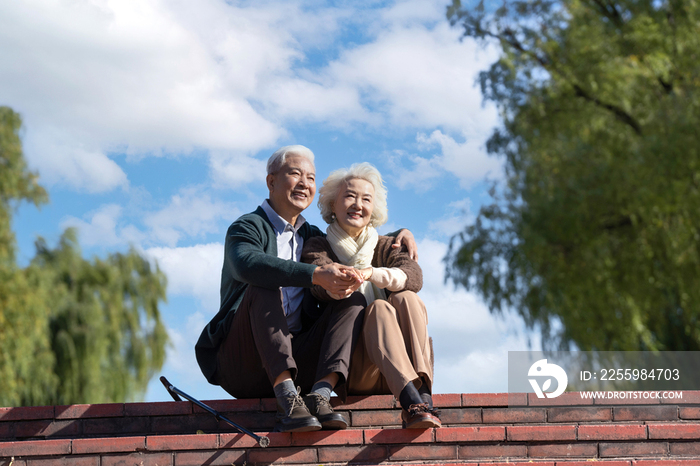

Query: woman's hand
left=357, top=267, right=373, bottom=281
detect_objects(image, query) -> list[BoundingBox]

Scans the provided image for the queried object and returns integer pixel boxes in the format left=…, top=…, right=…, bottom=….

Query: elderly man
left=195, top=145, right=416, bottom=433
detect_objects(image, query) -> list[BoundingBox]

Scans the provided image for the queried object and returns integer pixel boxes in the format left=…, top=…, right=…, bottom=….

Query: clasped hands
left=311, top=229, right=418, bottom=299
left=312, top=263, right=372, bottom=300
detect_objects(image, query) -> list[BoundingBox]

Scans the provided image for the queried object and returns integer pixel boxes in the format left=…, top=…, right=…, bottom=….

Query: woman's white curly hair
left=317, top=162, right=388, bottom=227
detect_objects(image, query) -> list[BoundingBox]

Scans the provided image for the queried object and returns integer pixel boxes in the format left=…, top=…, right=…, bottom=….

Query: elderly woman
left=301, top=162, right=440, bottom=429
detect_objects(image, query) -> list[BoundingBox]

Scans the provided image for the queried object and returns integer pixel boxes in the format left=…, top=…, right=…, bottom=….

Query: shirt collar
left=261, top=199, right=306, bottom=234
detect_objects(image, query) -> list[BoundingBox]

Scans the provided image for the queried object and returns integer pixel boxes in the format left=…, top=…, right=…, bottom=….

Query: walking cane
left=159, top=376, right=270, bottom=448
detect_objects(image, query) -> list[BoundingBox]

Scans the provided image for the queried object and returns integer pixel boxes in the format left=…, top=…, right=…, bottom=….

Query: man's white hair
left=317, top=162, right=388, bottom=227
left=266, top=145, right=315, bottom=175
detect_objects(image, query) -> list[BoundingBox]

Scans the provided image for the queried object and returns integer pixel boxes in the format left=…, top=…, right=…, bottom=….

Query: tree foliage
left=446, top=1, right=700, bottom=351
left=0, top=108, right=46, bottom=264
left=0, top=107, right=168, bottom=406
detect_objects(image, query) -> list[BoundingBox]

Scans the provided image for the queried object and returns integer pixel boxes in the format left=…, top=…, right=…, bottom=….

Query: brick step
left=3, top=392, right=700, bottom=441
left=3, top=429, right=700, bottom=465
left=0, top=425, right=700, bottom=466
left=2, top=392, right=700, bottom=465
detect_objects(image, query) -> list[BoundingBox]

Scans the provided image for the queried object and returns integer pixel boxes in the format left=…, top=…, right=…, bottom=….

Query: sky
left=1, top=0, right=541, bottom=402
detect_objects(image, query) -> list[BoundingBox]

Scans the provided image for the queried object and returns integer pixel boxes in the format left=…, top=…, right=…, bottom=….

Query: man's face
left=267, top=154, right=316, bottom=221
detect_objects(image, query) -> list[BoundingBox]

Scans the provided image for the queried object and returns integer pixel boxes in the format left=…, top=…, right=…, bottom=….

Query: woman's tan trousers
left=346, top=290, right=433, bottom=397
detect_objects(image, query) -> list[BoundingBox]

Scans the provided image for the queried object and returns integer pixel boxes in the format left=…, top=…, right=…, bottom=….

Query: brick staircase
left=2, top=391, right=700, bottom=465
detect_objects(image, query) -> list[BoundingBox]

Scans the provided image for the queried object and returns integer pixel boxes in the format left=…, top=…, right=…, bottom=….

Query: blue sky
left=2, top=0, right=540, bottom=402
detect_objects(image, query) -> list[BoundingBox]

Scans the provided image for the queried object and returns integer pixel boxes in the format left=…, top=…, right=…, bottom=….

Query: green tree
left=0, top=107, right=168, bottom=406
left=0, top=107, right=46, bottom=263
left=446, top=1, right=700, bottom=351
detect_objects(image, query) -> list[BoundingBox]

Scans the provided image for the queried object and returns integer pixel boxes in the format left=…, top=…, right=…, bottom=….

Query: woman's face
left=332, top=178, right=374, bottom=239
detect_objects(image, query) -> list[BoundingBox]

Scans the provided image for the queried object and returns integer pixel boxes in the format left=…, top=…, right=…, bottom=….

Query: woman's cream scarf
left=326, top=221, right=387, bottom=304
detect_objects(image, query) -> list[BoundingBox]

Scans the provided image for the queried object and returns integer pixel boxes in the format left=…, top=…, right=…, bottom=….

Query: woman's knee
left=388, top=290, right=418, bottom=307
left=365, top=300, right=397, bottom=325
left=388, top=290, right=428, bottom=324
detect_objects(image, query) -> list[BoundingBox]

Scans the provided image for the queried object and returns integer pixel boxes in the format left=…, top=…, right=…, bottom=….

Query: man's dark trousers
left=215, top=285, right=365, bottom=399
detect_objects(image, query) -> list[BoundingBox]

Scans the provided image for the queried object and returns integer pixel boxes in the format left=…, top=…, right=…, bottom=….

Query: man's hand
left=313, top=263, right=363, bottom=298
left=392, top=229, right=418, bottom=261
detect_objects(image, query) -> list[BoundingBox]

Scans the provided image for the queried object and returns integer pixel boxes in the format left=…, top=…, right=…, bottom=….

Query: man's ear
left=266, top=173, right=274, bottom=192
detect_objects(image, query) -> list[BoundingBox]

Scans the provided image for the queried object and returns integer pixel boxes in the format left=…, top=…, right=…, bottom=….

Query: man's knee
left=345, top=291, right=367, bottom=308
left=245, top=285, right=283, bottom=307
left=332, top=292, right=366, bottom=316
left=241, top=286, right=286, bottom=324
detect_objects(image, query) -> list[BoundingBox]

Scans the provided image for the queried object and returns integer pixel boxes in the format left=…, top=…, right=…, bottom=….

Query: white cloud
left=259, top=1, right=500, bottom=133
left=260, top=79, right=372, bottom=126
left=24, top=131, right=129, bottom=193
left=61, top=204, right=146, bottom=248
left=145, top=243, right=224, bottom=311
left=145, top=188, right=239, bottom=247
left=419, top=129, right=503, bottom=187
left=209, top=152, right=268, bottom=189
left=386, top=149, right=443, bottom=191
left=61, top=188, right=237, bottom=249
left=428, top=198, right=473, bottom=238
left=61, top=204, right=122, bottom=247
left=2, top=0, right=501, bottom=193
left=326, top=24, right=493, bottom=131
left=254, top=1, right=500, bottom=134
left=1, top=0, right=283, bottom=190
left=388, top=130, right=503, bottom=191
left=379, top=0, right=445, bottom=27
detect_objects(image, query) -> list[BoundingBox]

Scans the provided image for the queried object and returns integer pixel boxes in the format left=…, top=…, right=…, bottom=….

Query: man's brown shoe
left=303, top=393, right=348, bottom=430
left=274, top=389, right=322, bottom=432
left=401, top=403, right=442, bottom=429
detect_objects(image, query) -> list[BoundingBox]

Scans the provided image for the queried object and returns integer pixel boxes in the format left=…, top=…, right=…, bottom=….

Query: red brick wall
left=2, top=392, right=700, bottom=465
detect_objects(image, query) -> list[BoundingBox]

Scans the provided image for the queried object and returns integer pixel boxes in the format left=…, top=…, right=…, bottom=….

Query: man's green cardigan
left=195, top=206, right=324, bottom=385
